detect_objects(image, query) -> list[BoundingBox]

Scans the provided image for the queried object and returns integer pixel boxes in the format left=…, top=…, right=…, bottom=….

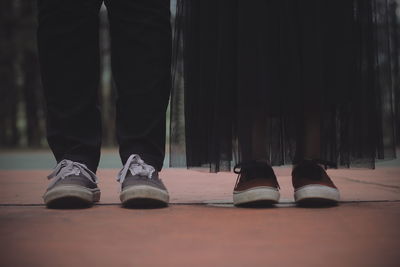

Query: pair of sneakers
left=43, top=154, right=169, bottom=208
left=44, top=155, right=339, bottom=208
left=233, top=160, right=340, bottom=206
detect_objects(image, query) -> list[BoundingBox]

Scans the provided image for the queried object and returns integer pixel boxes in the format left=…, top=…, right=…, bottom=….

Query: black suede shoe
left=117, top=154, right=169, bottom=208
left=233, top=160, right=280, bottom=206
left=292, top=159, right=340, bottom=205
left=43, top=160, right=100, bottom=208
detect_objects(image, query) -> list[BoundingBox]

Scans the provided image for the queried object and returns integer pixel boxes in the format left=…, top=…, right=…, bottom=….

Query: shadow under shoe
left=292, top=160, right=340, bottom=207
left=233, top=161, right=280, bottom=207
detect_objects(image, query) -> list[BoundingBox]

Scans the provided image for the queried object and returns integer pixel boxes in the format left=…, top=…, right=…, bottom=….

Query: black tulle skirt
left=169, top=0, right=399, bottom=172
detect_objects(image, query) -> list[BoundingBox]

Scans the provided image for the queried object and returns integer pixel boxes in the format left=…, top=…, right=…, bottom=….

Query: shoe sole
left=43, top=185, right=100, bottom=208
left=233, top=187, right=280, bottom=206
left=120, top=185, right=169, bottom=208
left=294, top=185, right=340, bottom=204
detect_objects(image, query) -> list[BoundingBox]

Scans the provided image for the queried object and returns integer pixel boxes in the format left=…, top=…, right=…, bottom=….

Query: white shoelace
left=47, top=159, right=98, bottom=188
left=116, top=154, right=155, bottom=188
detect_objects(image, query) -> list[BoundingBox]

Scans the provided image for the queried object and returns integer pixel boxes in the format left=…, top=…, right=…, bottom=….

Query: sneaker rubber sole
left=43, top=185, right=100, bottom=208
left=294, top=184, right=340, bottom=204
left=120, top=185, right=169, bottom=208
left=233, top=187, right=280, bottom=206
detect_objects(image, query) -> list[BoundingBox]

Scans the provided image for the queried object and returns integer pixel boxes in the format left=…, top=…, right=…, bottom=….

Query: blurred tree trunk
left=99, top=6, right=116, bottom=147
left=19, top=0, right=44, bottom=147
left=390, top=0, right=400, bottom=144
left=22, top=49, right=43, bottom=147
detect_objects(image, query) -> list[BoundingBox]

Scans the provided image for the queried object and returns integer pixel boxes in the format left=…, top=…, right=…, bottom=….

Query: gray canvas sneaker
left=43, top=159, right=101, bottom=208
left=117, top=154, right=169, bottom=208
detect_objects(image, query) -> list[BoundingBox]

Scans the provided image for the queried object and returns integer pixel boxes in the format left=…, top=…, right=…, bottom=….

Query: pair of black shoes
left=233, top=160, right=340, bottom=206
left=43, top=154, right=169, bottom=208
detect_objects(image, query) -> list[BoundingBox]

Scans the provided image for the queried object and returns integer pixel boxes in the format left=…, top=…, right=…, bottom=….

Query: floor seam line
left=334, top=176, right=400, bottom=190
left=1, top=199, right=400, bottom=207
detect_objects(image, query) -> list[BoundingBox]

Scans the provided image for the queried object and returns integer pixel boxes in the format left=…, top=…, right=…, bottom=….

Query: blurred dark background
left=0, top=1, right=119, bottom=149
left=0, top=0, right=398, bottom=151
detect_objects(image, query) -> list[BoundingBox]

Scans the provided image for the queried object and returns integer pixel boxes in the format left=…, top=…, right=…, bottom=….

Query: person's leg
left=105, top=0, right=171, bottom=207
left=37, top=0, right=103, bottom=173
left=292, top=106, right=340, bottom=205
left=104, top=0, right=171, bottom=172
left=291, top=1, right=339, bottom=203
left=295, top=108, right=322, bottom=162
left=37, top=0, right=103, bottom=208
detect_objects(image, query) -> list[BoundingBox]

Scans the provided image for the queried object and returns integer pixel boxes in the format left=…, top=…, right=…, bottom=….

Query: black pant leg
left=104, top=0, right=172, bottom=171
left=37, top=0, right=103, bottom=172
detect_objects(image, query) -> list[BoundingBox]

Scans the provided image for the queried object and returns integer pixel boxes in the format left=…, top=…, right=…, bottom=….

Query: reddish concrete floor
left=1, top=167, right=400, bottom=266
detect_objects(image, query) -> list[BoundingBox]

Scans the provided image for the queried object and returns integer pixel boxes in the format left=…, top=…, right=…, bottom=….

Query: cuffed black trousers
left=37, top=0, right=172, bottom=173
